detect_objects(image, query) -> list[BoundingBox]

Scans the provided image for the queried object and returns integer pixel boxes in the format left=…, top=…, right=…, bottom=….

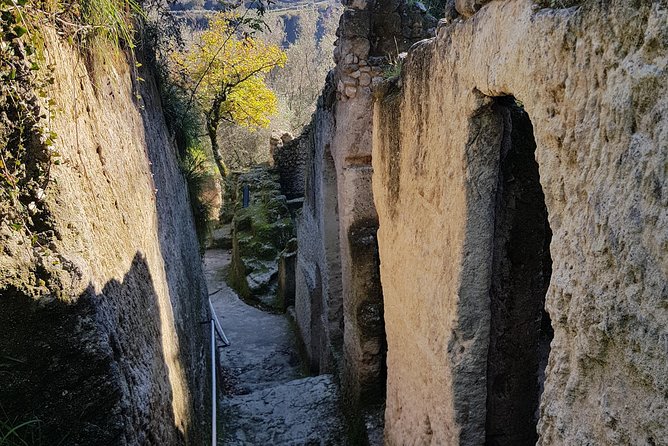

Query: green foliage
left=0, top=0, right=58, bottom=242
left=171, top=11, right=286, bottom=177
left=0, top=0, right=147, bottom=242
left=382, top=39, right=404, bottom=80
left=382, top=56, right=402, bottom=79
left=172, top=11, right=286, bottom=128
left=78, top=0, right=144, bottom=49
left=181, top=143, right=216, bottom=249
left=157, top=68, right=202, bottom=155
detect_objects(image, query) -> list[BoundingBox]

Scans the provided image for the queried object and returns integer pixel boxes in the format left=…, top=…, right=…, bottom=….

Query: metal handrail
left=209, top=298, right=230, bottom=346
left=208, top=298, right=230, bottom=446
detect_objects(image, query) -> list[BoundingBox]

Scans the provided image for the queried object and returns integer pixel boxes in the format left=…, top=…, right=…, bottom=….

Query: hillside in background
left=171, top=0, right=336, bottom=11
left=166, top=0, right=340, bottom=62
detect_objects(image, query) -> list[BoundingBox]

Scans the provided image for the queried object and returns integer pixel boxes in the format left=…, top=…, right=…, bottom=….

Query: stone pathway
left=204, top=248, right=346, bottom=445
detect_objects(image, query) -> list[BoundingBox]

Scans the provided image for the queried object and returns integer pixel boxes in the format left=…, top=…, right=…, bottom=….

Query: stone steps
left=219, top=375, right=344, bottom=445
left=205, top=248, right=346, bottom=445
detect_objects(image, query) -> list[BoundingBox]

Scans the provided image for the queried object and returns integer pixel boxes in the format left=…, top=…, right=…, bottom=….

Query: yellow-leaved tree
left=172, top=13, right=287, bottom=177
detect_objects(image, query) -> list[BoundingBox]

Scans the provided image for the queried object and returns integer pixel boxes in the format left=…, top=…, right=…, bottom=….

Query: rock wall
left=293, top=75, right=343, bottom=374
left=228, top=167, right=295, bottom=310
left=292, top=1, right=437, bottom=441
left=271, top=131, right=307, bottom=200
left=329, top=0, right=436, bottom=409
left=0, top=34, right=208, bottom=444
left=373, top=0, right=667, bottom=444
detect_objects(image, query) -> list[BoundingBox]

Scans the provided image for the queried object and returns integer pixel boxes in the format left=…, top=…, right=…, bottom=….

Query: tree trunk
left=206, top=112, right=229, bottom=178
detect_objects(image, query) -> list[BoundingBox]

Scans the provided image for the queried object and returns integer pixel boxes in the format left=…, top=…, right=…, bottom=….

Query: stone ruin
left=271, top=130, right=308, bottom=200
left=278, top=0, right=667, bottom=444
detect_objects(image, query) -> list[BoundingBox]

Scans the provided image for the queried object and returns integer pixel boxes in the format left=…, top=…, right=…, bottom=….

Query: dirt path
left=204, top=248, right=345, bottom=445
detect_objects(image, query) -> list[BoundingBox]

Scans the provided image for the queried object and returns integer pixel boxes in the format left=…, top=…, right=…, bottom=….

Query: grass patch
left=78, top=0, right=144, bottom=49
left=0, top=417, right=42, bottom=446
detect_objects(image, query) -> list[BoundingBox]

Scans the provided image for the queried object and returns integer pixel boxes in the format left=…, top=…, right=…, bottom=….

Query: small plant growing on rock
left=0, top=0, right=58, bottom=245
left=382, top=39, right=405, bottom=80
left=383, top=53, right=403, bottom=79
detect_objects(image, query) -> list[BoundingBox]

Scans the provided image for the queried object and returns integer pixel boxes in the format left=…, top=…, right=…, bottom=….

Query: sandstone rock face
left=0, top=33, right=207, bottom=444
left=373, top=1, right=667, bottom=444
left=327, top=0, right=437, bottom=411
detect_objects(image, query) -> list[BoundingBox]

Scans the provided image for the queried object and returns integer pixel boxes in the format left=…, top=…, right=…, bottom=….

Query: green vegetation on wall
left=78, top=0, right=144, bottom=48
left=0, top=0, right=57, bottom=246
left=228, top=168, right=294, bottom=310
left=0, top=0, right=145, bottom=248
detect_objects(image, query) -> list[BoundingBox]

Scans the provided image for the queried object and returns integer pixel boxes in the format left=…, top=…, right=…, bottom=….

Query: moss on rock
left=228, top=167, right=295, bottom=310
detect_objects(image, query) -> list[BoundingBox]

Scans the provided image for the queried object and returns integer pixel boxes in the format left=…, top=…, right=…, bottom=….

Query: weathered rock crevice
left=486, top=97, right=553, bottom=446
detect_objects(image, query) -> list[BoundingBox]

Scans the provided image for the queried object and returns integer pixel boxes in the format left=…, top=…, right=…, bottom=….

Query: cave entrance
left=485, top=96, right=553, bottom=446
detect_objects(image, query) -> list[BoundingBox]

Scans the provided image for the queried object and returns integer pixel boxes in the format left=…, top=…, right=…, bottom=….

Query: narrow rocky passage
left=204, top=240, right=345, bottom=445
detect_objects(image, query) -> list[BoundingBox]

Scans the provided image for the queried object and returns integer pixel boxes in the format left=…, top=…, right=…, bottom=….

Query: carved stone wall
left=373, top=1, right=667, bottom=444
left=293, top=76, right=343, bottom=375
left=294, top=1, right=437, bottom=441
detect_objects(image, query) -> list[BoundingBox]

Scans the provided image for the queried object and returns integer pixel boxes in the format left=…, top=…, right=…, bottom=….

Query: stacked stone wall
left=272, top=131, right=308, bottom=200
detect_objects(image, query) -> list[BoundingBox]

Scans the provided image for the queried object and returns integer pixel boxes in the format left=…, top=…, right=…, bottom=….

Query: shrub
left=181, top=143, right=216, bottom=249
